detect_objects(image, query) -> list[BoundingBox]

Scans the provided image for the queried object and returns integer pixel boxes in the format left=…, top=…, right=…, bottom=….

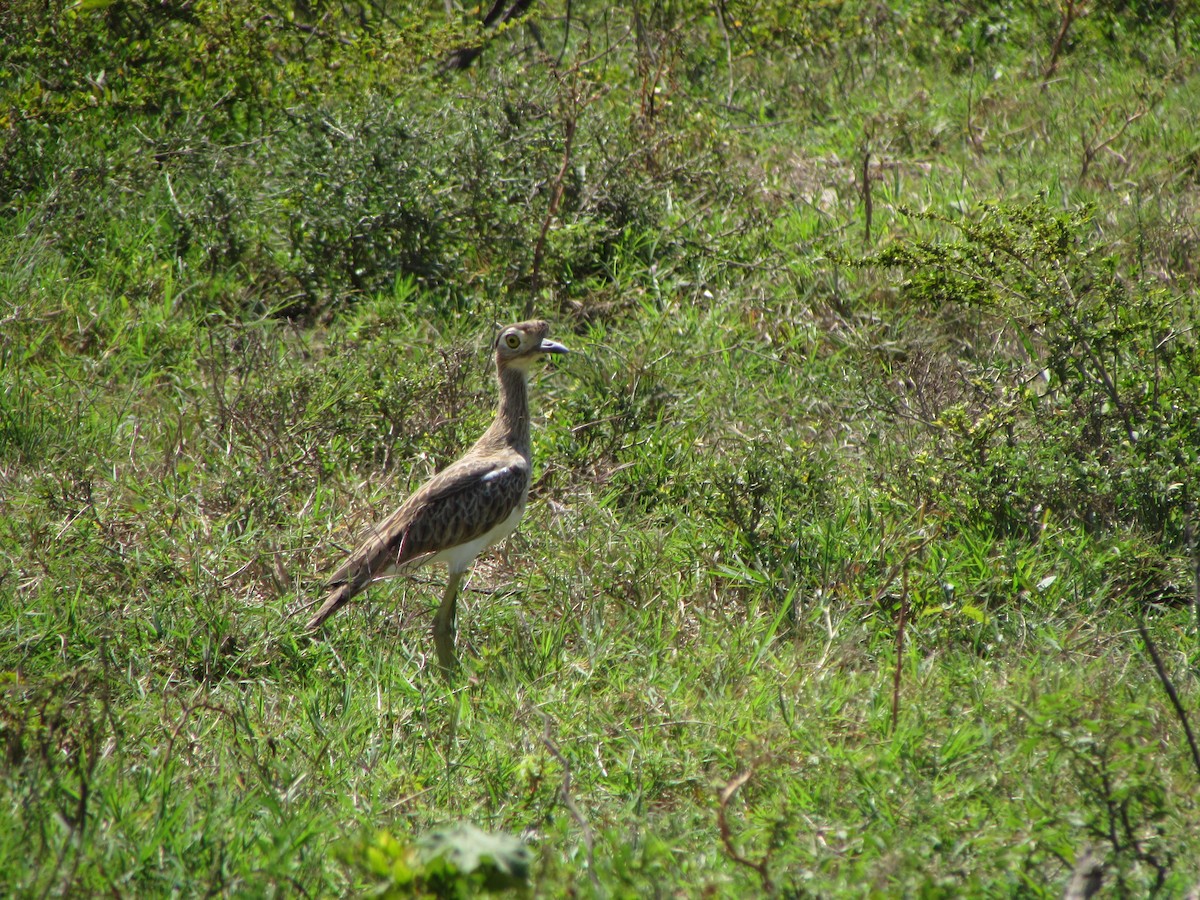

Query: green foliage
left=271, top=106, right=452, bottom=303
left=2, top=0, right=1199, bottom=896
left=1021, top=687, right=1184, bottom=893
left=725, top=0, right=873, bottom=56
left=854, top=200, right=1198, bottom=540
left=0, top=0, right=450, bottom=130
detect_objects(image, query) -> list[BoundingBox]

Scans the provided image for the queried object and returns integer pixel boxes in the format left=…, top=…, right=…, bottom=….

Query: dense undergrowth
left=3, top=0, right=1200, bottom=895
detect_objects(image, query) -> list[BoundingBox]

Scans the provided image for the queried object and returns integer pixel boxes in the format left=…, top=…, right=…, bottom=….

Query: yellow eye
left=505, top=333, right=520, bottom=349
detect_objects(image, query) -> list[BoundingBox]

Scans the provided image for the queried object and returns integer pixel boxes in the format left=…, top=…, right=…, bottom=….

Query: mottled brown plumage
left=305, top=320, right=568, bottom=675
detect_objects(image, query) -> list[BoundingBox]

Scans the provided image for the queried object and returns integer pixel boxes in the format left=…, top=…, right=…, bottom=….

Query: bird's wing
left=323, top=455, right=530, bottom=590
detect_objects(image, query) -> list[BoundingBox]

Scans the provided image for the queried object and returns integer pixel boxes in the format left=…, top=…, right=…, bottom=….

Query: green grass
left=3, top=1, right=1200, bottom=896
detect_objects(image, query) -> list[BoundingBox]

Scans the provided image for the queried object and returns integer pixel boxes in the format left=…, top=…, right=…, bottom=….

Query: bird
left=304, top=320, right=568, bottom=677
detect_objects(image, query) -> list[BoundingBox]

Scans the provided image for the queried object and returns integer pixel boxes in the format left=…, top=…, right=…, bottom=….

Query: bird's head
left=494, top=320, right=569, bottom=371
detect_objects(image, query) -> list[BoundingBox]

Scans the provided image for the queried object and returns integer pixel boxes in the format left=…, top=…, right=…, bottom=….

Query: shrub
left=855, top=200, right=1199, bottom=540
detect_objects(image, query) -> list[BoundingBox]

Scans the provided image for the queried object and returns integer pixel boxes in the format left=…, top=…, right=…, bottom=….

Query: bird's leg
left=433, top=569, right=465, bottom=679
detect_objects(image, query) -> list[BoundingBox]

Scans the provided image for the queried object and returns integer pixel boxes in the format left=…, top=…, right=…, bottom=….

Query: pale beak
left=539, top=338, right=569, bottom=355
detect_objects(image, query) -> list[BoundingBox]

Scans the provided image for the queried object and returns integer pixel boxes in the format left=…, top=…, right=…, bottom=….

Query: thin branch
left=716, top=768, right=774, bottom=892
left=1049, top=259, right=1137, bottom=441
left=556, top=0, right=572, bottom=65
left=714, top=0, right=735, bottom=106
left=528, top=102, right=577, bottom=316
left=539, top=714, right=600, bottom=889
left=890, top=567, right=910, bottom=736
left=527, top=61, right=600, bottom=316
left=259, top=13, right=354, bottom=46
left=443, top=0, right=536, bottom=71
left=871, top=528, right=940, bottom=609
left=861, top=145, right=873, bottom=247
left=1136, top=618, right=1200, bottom=780
left=1043, top=0, right=1084, bottom=84
left=1079, top=107, right=1146, bottom=183
left=1189, top=502, right=1200, bottom=664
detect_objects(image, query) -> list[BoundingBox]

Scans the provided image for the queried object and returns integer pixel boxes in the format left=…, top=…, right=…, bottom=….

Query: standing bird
left=305, top=320, right=568, bottom=676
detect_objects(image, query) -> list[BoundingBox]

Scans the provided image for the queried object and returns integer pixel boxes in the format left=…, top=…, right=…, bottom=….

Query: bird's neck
left=479, top=363, right=532, bottom=457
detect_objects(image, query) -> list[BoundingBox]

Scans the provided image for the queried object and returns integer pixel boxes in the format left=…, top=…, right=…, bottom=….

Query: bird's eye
left=505, top=333, right=520, bottom=349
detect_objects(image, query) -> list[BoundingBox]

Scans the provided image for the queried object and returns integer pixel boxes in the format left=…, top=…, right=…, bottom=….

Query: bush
left=856, top=200, right=1199, bottom=540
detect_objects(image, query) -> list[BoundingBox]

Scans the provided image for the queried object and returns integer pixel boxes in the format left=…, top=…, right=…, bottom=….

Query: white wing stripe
left=480, top=465, right=517, bottom=483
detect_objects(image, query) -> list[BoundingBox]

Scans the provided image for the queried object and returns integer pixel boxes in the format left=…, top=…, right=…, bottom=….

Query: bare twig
left=716, top=768, right=773, bottom=892
left=714, top=0, right=736, bottom=106
left=1043, top=0, right=1084, bottom=84
left=556, top=0, right=572, bottom=65
left=1135, top=618, right=1200, bottom=780
left=1047, top=259, right=1138, bottom=442
left=528, top=90, right=578, bottom=316
left=1079, top=106, right=1145, bottom=183
left=965, top=61, right=986, bottom=153
left=527, top=60, right=600, bottom=316
left=443, top=0, right=536, bottom=71
left=539, top=714, right=600, bottom=888
left=871, top=527, right=939, bottom=610
left=259, top=13, right=354, bottom=46
left=861, top=145, right=873, bottom=247
left=890, top=567, right=910, bottom=736
left=1188, top=501, right=1200, bottom=661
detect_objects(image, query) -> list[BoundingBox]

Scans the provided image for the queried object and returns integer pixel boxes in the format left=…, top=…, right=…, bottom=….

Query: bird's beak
left=539, top=338, right=569, bottom=355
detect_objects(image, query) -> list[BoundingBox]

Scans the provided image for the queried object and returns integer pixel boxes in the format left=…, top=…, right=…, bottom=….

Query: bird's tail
left=305, top=580, right=358, bottom=631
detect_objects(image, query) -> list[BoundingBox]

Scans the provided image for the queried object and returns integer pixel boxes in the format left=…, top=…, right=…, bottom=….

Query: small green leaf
left=959, top=603, right=986, bottom=624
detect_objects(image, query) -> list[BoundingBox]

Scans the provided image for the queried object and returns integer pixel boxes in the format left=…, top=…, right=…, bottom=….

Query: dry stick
left=869, top=520, right=937, bottom=736
left=715, top=0, right=736, bottom=106
left=1136, top=618, right=1200, bottom=780
left=1037, top=257, right=1138, bottom=443
left=259, top=13, right=353, bottom=46
left=1189, top=502, right=1200, bottom=662
left=1043, top=0, right=1083, bottom=84
left=890, top=567, right=911, bottom=737
left=539, top=716, right=600, bottom=889
left=964, top=62, right=985, bottom=154
left=46, top=661, right=118, bottom=899
left=527, top=78, right=579, bottom=318
left=556, top=0, right=572, bottom=66
left=872, top=528, right=939, bottom=611
left=861, top=146, right=873, bottom=248
left=1079, top=107, right=1146, bottom=184
left=443, top=0, right=536, bottom=71
left=716, top=769, right=773, bottom=893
